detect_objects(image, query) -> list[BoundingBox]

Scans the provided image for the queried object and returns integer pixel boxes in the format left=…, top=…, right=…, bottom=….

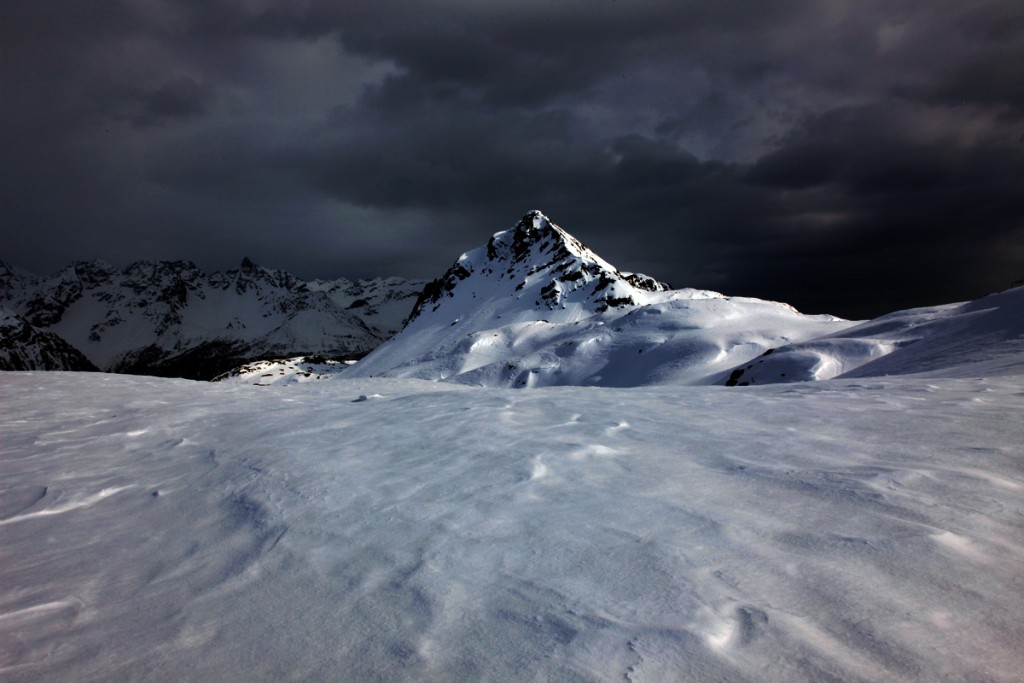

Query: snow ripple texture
left=2, top=372, right=1023, bottom=681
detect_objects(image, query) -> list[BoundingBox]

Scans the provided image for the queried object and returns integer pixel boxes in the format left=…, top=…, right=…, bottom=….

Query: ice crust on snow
left=1, top=368, right=1023, bottom=681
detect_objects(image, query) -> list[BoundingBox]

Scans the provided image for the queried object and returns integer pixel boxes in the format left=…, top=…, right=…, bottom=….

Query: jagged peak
left=516, top=209, right=550, bottom=230
left=506, top=210, right=562, bottom=243
left=482, top=210, right=604, bottom=267
left=217, top=256, right=307, bottom=294
left=406, top=211, right=668, bottom=324
left=63, top=258, right=116, bottom=274
left=125, top=259, right=202, bottom=274
left=122, top=260, right=204, bottom=291
left=52, top=259, right=118, bottom=286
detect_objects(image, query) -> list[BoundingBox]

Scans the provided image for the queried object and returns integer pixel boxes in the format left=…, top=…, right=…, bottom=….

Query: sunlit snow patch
left=212, top=355, right=355, bottom=385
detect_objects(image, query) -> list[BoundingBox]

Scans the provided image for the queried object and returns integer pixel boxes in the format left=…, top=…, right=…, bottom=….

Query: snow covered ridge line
left=717, top=284, right=1024, bottom=385
left=6, top=209, right=1023, bottom=384
left=0, top=257, right=426, bottom=379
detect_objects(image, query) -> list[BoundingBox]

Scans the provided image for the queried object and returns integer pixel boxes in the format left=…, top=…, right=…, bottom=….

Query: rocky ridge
left=0, top=307, right=99, bottom=372
left=407, top=210, right=668, bottom=325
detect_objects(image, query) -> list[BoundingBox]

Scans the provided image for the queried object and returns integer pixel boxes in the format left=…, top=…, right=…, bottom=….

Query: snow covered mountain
left=718, top=285, right=1024, bottom=385
left=345, top=210, right=1024, bottom=388
left=307, top=275, right=426, bottom=338
left=0, top=307, right=98, bottom=372
left=7, top=211, right=1020, bottom=386
left=0, top=259, right=424, bottom=379
left=348, top=210, right=858, bottom=386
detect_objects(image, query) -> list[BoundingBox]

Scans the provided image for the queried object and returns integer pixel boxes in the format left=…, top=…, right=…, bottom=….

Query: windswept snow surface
left=2, top=370, right=1024, bottom=681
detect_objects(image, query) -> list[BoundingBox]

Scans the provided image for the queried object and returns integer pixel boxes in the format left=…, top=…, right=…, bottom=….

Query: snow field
left=2, top=371, right=1023, bottom=681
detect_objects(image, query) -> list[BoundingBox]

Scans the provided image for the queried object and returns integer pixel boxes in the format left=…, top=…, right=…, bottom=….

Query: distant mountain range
left=5, top=211, right=1023, bottom=384
left=0, top=258, right=425, bottom=378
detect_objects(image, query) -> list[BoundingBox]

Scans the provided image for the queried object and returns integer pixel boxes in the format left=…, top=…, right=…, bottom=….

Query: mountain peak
left=516, top=209, right=551, bottom=230
left=501, top=210, right=571, bottom=262
left=349, top=211, right=860, bottom=387
left=405, top=211, right=666, bottom=326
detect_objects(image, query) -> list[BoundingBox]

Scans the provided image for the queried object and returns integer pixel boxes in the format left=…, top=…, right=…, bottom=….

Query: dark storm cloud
left=733, top=105, right=1024, bottom=313
left=3, top=0, right=1024, bottom=318
left=890, top=1, right=1024, bottom=118
left=132, top=77, right=213, bottom=127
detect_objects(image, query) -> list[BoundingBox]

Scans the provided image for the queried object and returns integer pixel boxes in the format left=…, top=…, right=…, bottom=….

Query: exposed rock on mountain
left=406, top=210, right=669, bottom=325
left=212, top=355, right=354, bottom=385
left=0, top=307, right=99, bottom=372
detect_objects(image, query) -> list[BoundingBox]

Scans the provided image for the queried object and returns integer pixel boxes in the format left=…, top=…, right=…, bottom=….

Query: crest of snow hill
left=3, top=211, right=1023, bottom=385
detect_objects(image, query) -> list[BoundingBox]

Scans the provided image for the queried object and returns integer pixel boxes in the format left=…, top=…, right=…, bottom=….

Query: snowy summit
left=406, top=209, right=669, bottom=325
left=348, top=210, right=855, bottom=386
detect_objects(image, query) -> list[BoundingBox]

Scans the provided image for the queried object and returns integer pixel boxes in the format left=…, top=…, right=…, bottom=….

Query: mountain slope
left=0, top=307, right=99, bottom=372
left=717, top=284, right=1024, bottom=385
left=308, top=276, right=427, bottom=337
left=0, top=259, right=424, bottom=379
left=348, top=211, right=856, bottom=386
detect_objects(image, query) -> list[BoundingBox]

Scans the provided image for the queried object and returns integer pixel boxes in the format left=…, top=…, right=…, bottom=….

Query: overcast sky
left=3, top=0, right=1024, bottom=318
